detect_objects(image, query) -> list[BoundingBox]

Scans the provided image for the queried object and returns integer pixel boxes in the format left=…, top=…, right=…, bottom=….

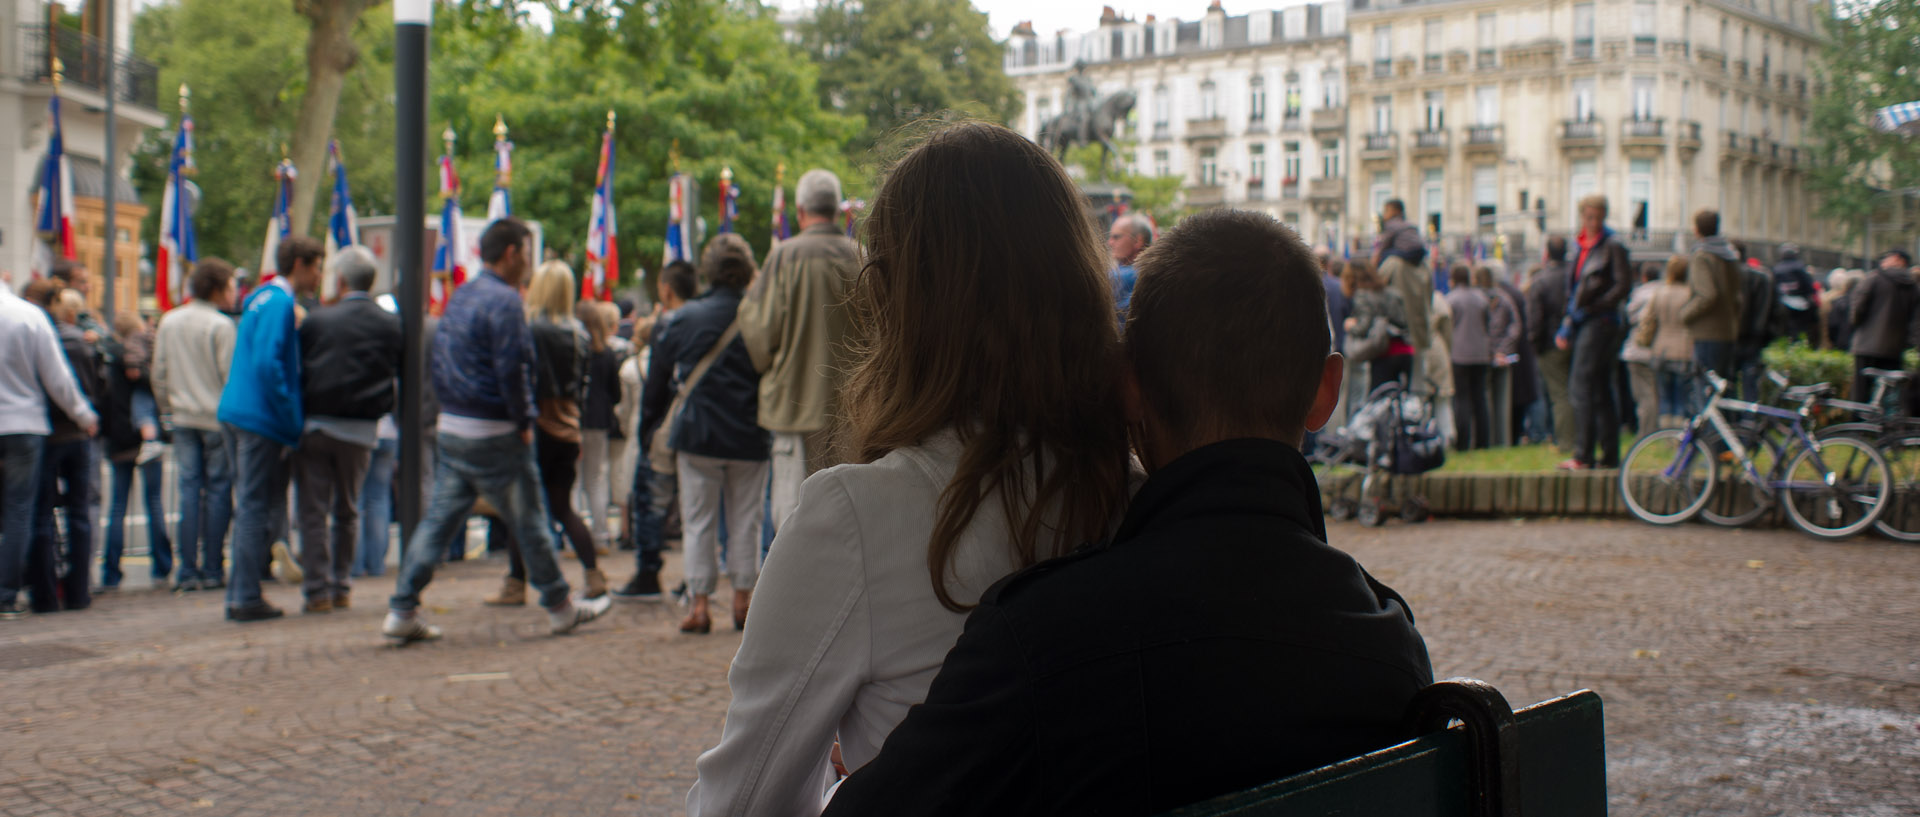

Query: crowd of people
left=1322, top=197, right=1920, bottom=466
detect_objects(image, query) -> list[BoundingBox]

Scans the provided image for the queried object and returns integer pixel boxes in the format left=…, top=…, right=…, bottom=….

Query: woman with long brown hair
left=686, top=122, right=1132, bottom=816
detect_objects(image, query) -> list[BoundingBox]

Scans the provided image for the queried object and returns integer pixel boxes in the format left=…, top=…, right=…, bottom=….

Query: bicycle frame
left=1669, top=372, right=1828, bottom=493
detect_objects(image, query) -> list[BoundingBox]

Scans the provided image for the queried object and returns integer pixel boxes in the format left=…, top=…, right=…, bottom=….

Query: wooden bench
left=1164, top=679, right=1606, bottom=817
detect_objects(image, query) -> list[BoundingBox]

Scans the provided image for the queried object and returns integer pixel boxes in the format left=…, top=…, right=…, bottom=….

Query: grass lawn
left=1437, top=433, right=1640, bottom=473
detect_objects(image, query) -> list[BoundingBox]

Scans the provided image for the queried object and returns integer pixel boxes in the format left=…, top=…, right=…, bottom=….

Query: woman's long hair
left=843, top=121, right=1131, bottom=612
left=526, top=260, right=577, bottom=324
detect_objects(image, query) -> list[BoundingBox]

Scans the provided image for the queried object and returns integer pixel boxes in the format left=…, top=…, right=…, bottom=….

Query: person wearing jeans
left=612, top=262, right=696, bottom=600
left=353, top=428, right=398, bottom=577
left=1555, top=195, right=1634, bottom=470
left=153, top=259, right=239, bottom=591
left=103, top=457, right=170, bottom=587
left=0, top=434, right=46, bottom=617
left=391, top=432, right=577, bottom=613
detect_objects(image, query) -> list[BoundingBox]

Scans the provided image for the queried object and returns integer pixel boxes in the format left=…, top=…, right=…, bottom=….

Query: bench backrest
left=1163, top=688, right=1606, bottom=817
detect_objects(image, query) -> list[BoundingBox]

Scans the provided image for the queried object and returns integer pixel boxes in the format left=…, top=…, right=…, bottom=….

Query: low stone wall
left=1319, top=469, right=1632, bottom=518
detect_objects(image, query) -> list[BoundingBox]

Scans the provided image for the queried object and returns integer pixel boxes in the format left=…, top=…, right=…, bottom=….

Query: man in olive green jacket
left=1680, top=208, right=1743, bottom=379
left=737, top=169, right=862, bottom=536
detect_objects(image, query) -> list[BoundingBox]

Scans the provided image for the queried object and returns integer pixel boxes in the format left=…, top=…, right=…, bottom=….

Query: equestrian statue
left=1039, top=62, right=1137, bottom=180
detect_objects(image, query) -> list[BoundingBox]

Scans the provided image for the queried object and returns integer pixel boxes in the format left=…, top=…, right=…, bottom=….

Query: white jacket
left=0, top=288, right=95, bottom=436
left=152, top=300, right=235, bottom=431
left=688, top=429, right=1062, bottom=817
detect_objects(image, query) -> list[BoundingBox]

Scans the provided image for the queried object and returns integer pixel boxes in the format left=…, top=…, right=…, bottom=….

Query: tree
left=1063, top=140, right=1186, bottom=227
left=287, top=0, right=386, bottom=239
left=799, top=0, right=1019, bottom=161
left=1806, top=0, right=1920, bottom=250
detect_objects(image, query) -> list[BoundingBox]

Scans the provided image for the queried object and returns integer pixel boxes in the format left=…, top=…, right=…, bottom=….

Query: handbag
left=648, top=321, right=741, bottom=475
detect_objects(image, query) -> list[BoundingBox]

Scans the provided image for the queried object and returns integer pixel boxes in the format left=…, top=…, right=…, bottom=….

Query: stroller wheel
left=1401, top=496, right=1431, bottom=524
left=1328, top=498, right=1357, bottom=521
left=1357, top=498, right=1386, bottom=527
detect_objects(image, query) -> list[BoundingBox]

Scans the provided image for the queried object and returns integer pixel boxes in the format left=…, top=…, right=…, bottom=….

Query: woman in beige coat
left=1633, top=256, right=1696, bottom=427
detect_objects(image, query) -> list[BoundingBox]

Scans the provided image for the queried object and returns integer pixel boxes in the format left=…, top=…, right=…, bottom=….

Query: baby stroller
left=1310, top=380, right=1447, bottom=526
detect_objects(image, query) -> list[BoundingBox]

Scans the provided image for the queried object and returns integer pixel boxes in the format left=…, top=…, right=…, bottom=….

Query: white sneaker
left=382, top=611, right=442, bottom=645
left=135, top=441, right=165, bottom=465
left=271, top=540, right=303, bottom=584
left=549, top=594, right=613, bottom=635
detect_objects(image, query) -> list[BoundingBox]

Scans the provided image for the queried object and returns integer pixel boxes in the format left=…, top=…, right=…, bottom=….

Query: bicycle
left=1814, top=367, right=1920, bottom=542
left=1619, top=370, right=1893, bottom=539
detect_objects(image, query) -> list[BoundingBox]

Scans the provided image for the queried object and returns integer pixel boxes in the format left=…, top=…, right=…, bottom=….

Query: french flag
left=155, top=110, right=196, bottom=310
left=488, top=118, right=512, bottom=223
left=583, top=114, right=618, bottom=302
left=324, top=140, right=359, bottom=302
left=32, top=95, right=76, bottom=275
left=258, top=157, right=296, bottom=283
left=663, top=173, right=689, bottom=267
left=431, top=153, right=468, bottom=314
left=717, top=167, right=738, bottom=234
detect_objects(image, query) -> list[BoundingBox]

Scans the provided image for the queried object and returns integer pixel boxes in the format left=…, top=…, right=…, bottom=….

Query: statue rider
left=1066, top=60, right=1098, bottom=145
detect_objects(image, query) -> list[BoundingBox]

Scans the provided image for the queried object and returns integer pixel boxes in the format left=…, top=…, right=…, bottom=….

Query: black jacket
left=100, top=337, right=145, bottom=457
left=1739, top=264, right=1780, bottom=349
left=49, top=322, right=102, bottom=445
left=1849, top=266, right=1920, bottom=359
left=822, top=439, right=1434, bottom=817
left=1569, top=230, right=1634, bottom=322
left=530, top=318, right=587, bottom=404
left=1773, top=258, right=1818, bottom=332
left=640, top=287, right=770, bottom=461
left=299, top=294, right=402, bottom=420
left=1527, top=260, right=1570, bottom=353
left=581, top=344, right=622, bottom=432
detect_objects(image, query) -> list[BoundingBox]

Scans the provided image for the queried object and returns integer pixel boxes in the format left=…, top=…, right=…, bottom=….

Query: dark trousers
left=1451, top=363, right=1492, bottom=451
left=292, top=431, right=373, bottom=601
left=1693, top=340, right=1735, bottom=382
left=627, top=457, right=672, bottom=576
left=0, top=434, right=45, bottom=608
left=1852, top=355, right=1905, bottom=411
left=1570, top=319, right=1623, bottom=467
left=103, top=457, right=171, bottom=586
left=29, top=439, right=95, bottom=612
left=227, top=426, right=291, bottom=610
left=1369, top=353, right=1414, bottom=394
left=508, top=433, right=599, bottom=581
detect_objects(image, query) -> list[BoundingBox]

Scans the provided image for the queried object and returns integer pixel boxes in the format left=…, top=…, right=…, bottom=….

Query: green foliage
left=799, top=0, right=1019, bottom=163
left=1762, top=339, right=1856, bottom=397
left=1060, top=140, right=1186, bottom=227
left=133, top=0, right=858, bottom=292
left=1806, top=0, right=1920, bottom=245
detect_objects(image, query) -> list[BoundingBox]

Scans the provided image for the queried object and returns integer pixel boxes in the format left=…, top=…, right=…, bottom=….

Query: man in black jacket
left=292, top=247, right=401, bottom=613
left=1527, top=236, right=1574, bottom=452
left=821, top=210, right=1434, bottom=817
left=1554, top=195, right=1634, bottom=470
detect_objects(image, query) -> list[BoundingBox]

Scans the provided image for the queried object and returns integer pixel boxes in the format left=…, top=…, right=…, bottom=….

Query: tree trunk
left=287, top=0, right=376, bottom=238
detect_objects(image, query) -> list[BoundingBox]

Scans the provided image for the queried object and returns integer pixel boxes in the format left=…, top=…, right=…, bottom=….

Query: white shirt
left=688, top=429, right=1058, bottom=817
left=0, top=287, right=95, bottom=436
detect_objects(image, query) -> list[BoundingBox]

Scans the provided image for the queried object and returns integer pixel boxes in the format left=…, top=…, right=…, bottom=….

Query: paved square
left=1, top=520, right=1915, bottom=815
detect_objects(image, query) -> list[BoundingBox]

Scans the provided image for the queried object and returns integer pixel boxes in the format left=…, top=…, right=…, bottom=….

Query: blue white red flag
left=488, top=116, right=512, bottom=223
left=324, top=140, right=360, bottom=302
left=431, top=152, right=469, bottom=314
left=258, top=156, right=296, bottom=282
left=32, top=95, right=76, bottom=277
left=664, top=173, right=691, bottom=267
left=584, top=114, right=617, bottom=302
left=717, top=168, right=738, bottom=234
left=156, top=106, right=197, bottom=310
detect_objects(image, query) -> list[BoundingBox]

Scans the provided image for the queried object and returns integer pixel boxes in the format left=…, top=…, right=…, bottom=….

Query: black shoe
left=174, top=577, right=201, bottom=592
left=0, top=598, right=27, bottom=620
left=611, top=571, right=663, bottom=602
left=225, top=603, right=285, bottom=622
left=203, top=575, right=226, bottom=590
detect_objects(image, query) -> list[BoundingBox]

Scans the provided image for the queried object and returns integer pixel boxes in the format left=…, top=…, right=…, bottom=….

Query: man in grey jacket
left=1849, top=250, right=1919, bottom=408
left=153, top=259, right=239, bottom=592
left=1680, top=209, right=1742, bottom=382
left=0, top=282, right=97, bottom=619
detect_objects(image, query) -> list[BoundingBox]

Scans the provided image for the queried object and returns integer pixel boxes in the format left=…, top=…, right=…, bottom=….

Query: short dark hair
left=1127, top=209, right=1328, bottom=442
left=1693, top=209, right=1719, bottom=238
left=479, top=218, right=532, bottom=264
left=1384, top=198, right=1405, bottom=216
left=1449, top=263, right=1472, bottom=287
left=188, top=258, right=236, bottom=301
left=1546, top=235, right=1568, bottom=262
left=21, top=278, right=60, bottom=308
left=660, top=260, right=698, bottom=301
left=1884, top=249, right=1914, bottom=267
left=48, top=258, right=80, bottom=284
left=276, top=236, right=324, bottom=278
left=700, top=233, right=757, bottom=290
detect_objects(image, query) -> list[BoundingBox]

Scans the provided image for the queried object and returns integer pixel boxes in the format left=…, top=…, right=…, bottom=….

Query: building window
left=1473, top=165, right=1498, bottom=232
left=1569, top=159, right=1597, bottom=228
left=1322, top=139, right=1342, bottom=178
left=1573, top=3, right=1595, bottom=59
left=1632, top=0, right=1657, bottom=55
left=1474, top=85, right=1499, bottom=126
left=1250, top=143, right=1268, bottom=183
left=1285, top=79, right=1303, bottom=118
left=1719, top=19, right=1729, bottom=54
left=1283, top=141, right=1301, bottom=187
left=1154, top=85, right=1170, bottom=130
left=1154, top=148, right=1170, bottom=176
left=1681, top=7, right=1692, bottom=55
left=1370, top=171, right=1394, bottom=218
left=1199, top=147, right=1218, bottom=186
left=1424, top=90, right=1445, bottom=131
left=1420, top=168, right=1444, bottom=236
left=1632, top=77, right=1655, bottom=121
left=1322, top=69, right=1343, bottom=108
left=1572, top=78, right=1595, bottom=122
left=1476, top=13, right=1497, bottom=68
left=1424, top=19, right=1444, bottom=73
left=1373, top=25, right=1393, bottom=76
left=1250, top=76, right=1267, bottom=123
left=1201, top=80, right=1218, bottom=120
left=1035, top=97, right=1051, bottom=134
left=1628, top=158, right=1653, bottom=239
left=1681, top=81, right=1691, bottom=120
left=1373, top=95, right=1392, bottom=134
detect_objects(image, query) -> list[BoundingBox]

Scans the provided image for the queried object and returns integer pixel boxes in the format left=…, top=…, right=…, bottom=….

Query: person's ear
left=1304, top=353, right=1344, bottom=433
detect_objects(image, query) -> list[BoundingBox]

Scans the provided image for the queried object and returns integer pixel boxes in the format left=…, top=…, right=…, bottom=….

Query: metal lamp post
left=394, top=0, right=430, bottom=542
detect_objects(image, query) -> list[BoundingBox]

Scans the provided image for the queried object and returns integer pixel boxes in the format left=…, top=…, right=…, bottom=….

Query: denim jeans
left=1692, top=340, right=1734, bottom=382
left=0, top=434, right=46, bottom=608
left=31, top=439, right=95, bottom=611
left=227, top=426, right=291, bottom=609
left=390, top=432, right=570, bottom=612
left=353, top=437, right=398, bottom=577
left=103, top=457, right=172, bottom=586
left=1655, top=359, right=1697, bottom=419
left=173, top=427, right=232, bottom=582
left=627, top=458, right=673, bottom=576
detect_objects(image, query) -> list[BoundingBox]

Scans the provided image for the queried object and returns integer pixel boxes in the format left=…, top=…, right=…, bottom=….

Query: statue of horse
left=1039, top=89, right=1137, bottom=179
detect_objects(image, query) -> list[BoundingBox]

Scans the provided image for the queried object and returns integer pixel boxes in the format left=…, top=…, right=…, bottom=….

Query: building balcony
left=1372, top=59, right=1393, bottom=78
left=1360, top=132, right=1397, bottom=162
left=1280, top=113, right=1303, bottom=132
left=1186, top=184, right=1226, bottom=208
left=1621, top=117, right=1665, bottom=151
left=1571, top=38, right=1595, bottom=60
left=1678, top=120, right=1702, bottom=158
left=1309, top=177, right=1345, bottom=204
left=1783, top=146, right=1801, bottom=168
left=1185, top=117, right=1227, bottom=141
left=1476, top=49, right=1497, bottom=70
left=1559, top=119, right=1604, bottom=154
left=1633, top=37, right=1657, bottom=57
left=1246, top=116, right=1271, bottom=135
left=1311, top=107, right=1347, bottom=134
left=1464, top=124, right=1504, bottom=156
left=1722, top=130, right=1755, bottom=161
left=1733, top=59, right=1749, bottom=80
left=1248, top=181, right=1268, bottom=201
left=18, top=24, right=160, bottom=111
left=1411, top=128, right=1448, bottom=158
left=1152, top=123, right=1172, bottom=142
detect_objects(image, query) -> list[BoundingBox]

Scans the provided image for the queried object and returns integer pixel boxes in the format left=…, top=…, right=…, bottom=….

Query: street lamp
left=394, top=0, right=430, bottom=541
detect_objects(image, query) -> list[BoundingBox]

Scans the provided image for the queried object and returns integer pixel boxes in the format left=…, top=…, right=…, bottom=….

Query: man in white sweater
left=153, top=259, right=239, bottom=592
left=0, top=283, right=98, bottom=619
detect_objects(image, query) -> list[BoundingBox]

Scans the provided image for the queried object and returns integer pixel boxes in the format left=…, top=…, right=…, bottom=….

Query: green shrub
left=1763, top=339, right=1855, bottom=398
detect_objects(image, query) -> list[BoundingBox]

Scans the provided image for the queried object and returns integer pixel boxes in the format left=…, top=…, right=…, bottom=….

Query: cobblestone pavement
left=2, top=520, right=1917, bottom=816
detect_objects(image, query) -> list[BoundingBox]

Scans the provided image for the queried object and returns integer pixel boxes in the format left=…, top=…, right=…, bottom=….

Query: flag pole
left=394, top=0, right=431, bottom=542
left=103, top=0, right=119, bottom=319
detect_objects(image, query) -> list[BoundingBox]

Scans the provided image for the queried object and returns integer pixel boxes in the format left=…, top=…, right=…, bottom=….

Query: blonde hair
left=1578, top=194, right=1609, bottom=218
left=577, top=299, right=617, bottom=352
left=113, top=311, right=144, bottom=339
left=52, top=289, right=85, bottom=324
left=525, top=260, right=576, bottom=323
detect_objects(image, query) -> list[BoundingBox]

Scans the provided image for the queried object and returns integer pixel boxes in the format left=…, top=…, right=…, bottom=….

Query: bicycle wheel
left=1700, top=430, right=1784, bottom=527
left=1781, top=436, right=1892, bottom=539
left=1619, top=429, right=1717, bottom=525
left=1873, top=433, right=1920, bottom=542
